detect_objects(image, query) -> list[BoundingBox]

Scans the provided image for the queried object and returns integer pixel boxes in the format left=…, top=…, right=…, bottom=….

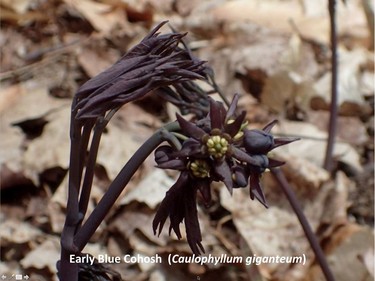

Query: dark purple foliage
left=153, top=95, right=299, bottom=254
left=73, top=21, right=206, bottom=120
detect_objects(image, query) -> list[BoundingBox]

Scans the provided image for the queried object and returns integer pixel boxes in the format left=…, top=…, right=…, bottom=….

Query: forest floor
left=0, top=0, right=374, bottom=281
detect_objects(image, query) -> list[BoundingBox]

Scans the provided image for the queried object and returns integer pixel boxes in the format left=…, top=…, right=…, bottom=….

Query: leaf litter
left=0, top=0, right=373, bottom=280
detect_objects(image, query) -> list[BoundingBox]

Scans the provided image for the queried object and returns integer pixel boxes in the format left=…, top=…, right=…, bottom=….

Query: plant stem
left=271, top=168, right=335, bottom=281
left=59, top=116, right=83, bottom=281
left=74, top=122, right=180, bottom=250
left=323, top=0, right=338, bottom=172
left=78, top=109, right=119, bottom=221
left=78, top=121, right=104, bottom=220
left=207, top=72, right=230, bottom=107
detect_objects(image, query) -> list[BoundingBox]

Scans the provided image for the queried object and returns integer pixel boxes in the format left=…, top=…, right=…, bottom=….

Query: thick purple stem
left=74, top=122, right=180, bottom=250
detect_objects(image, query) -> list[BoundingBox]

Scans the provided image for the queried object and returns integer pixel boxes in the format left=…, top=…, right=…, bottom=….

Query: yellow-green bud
left=189, top=159, right=210, bottom=178
left=205, top=135, right=229, bottom=159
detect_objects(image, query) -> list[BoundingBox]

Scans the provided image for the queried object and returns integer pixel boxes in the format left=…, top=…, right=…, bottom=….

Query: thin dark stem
left=78, top=109, right=118, bottom=221
left=78, top=121, right=104, bottom=220
left=271, top=168, right=335, bottom=281
left=74, top=122, right=180, bottom=250
left=78, top=120, right=95, bottom=180
left=323, top=0, right=338, bottom=172
left=207, top=73, right=230, bottom=107
left=59, top=116, right=83, bottom=281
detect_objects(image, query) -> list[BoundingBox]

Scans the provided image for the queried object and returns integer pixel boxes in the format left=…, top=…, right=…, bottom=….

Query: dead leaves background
left=0, top=0, right=373, bottom=280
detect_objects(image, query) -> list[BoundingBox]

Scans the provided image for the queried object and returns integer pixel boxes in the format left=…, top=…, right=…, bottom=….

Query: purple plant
left=59, top=21, right=335, bottom=281
left=59, top=21, right=209, bottom=281
left=152, top=95, right=298, bottom=254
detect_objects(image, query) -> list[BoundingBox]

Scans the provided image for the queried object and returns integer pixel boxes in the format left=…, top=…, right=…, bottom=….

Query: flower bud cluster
left=153, top=94, right=298, bottom=255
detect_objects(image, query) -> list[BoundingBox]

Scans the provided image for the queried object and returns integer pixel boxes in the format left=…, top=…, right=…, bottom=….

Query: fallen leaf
left=306, top=224, right=374, bottom=281
left=120, top=169, right=174, bottom=209
left=277, top=154, right=330, bottom=190
left=77, top=42, right=120, bottom=78
left=22, top=107, right=70, bottom=184
left=211, top=0, right=368, bottom=44
left=261, top=70, right=317, bottom=113
left=220, top=186, right=314, bottom=278
left=109, top=208, right=157, bottom=245
left=0, top=219, right=42, bottom=245
left=272, top=120, right=363, bottom=172
left=20, top=238, right=60, bottom=281
left=0, top=0, right=32, bottom=14
left=63, top=0, right=128, bottom=34
left=308, top=111, right=368, bottom=146
left=312, top=48, right=371, bottom=116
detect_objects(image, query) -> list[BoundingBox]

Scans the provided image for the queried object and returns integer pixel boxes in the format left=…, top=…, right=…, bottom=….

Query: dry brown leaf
left=306, top=224, right=374, bottom=281
left=277, top=154, right=330, bottom=190
left=278, top=33, right=320, bottom=77
left=211, top=0, right=331, bottom=44
left=220, top=187, right=314, bottom=279
left=128, top=235, right=160, bottom=271
left=22, top=107, right=70, bottom=183
left=308, top=111, right=369, bottom=146
left=0, top=120, right=24, bottom=176
left=63, top=0, right=128, bottom=34
left=260, top=33, right=320, bottom=113
left=219, top=168, right=340, bottom=281
left=47, top=201, right=66, bottom=234
left=96, top=120, right=142, bottom=181
left=0, top=84, right=23, bottom=113
left=113, top=103, right=162, bottom=143
left=20, top=238, right=60, bottom=280
left=77, top=48, right=119, bottom=78
left=109, top=209, right=157, bottom=244
left=261, top=70, right=317, bottom=113
left=226, top=36, right=289, bottom=77
left=211, top=0, right=368, bottom=44
left=363, top=247, right=374, bottom=277
left=0, top=81, right=69, bottom=184
left=23, top=105, right=142, bottom=184
left=199, top=31, right=290, bottom=97
left=0, top=220, right=42, bottom=245
left=120, top=169, right=174, bottom=209
left=149, top=270, right=167, bottom=281
left=0, top=81, right=68, bottom=121
left=272, top=120, right=363, bottom=172
left=360, top=70, right=375, bottom=97
left=312, top=48, right=371, bottom=116
left=320, top=172, right=351, bottom=226
left=0, top=0, right=31, bottom=13
left=173, top=0, right=200, bottom=16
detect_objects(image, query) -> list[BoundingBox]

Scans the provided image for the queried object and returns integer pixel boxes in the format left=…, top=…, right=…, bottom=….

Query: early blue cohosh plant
left=58, top=21, right=334, bottom=281
left=152, top=95, right=297, bottom=255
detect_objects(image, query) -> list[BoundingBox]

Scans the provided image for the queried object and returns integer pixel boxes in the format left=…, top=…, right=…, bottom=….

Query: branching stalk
left=74, top=122, right=180, bottom=250
left=79, top=109, right=119, bottom=221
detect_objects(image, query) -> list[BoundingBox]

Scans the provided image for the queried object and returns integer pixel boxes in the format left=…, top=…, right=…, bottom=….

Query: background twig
left=323, top=0, right=338, bottom=172
left=271, top=168, right=335, bottom=281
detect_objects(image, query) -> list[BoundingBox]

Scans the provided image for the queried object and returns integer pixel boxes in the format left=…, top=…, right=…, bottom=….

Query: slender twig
left=271, top=168, right=335, bottom=281
left=323, top=0, right=338, bottom=172
left=74, top=122, right=180, bottom=250
left=208, top=74, right=231, bottom=107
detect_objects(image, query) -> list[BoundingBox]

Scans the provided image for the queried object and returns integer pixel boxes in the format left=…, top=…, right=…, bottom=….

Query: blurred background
left=0, top=0, right=373, bottom=280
